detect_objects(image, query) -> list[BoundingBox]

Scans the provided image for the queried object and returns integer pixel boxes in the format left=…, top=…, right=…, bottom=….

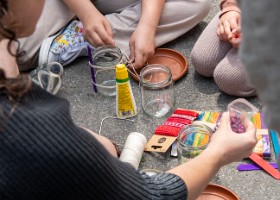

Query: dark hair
left=0, top=0, right=7, bottom=11
left=0, top=0, right=32, bottom=130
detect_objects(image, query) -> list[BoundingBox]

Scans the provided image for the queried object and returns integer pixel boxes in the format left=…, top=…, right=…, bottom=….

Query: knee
left=190, top=50, right=203, bottom=74
left=214, top=66, right=256, bottom=97
left=191, top=48, right=214, bottom=77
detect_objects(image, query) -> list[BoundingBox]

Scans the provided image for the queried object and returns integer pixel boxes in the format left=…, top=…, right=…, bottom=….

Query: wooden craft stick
left=249, top=153, right=280, bottom=180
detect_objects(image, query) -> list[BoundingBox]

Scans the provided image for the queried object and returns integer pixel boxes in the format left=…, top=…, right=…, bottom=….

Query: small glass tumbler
left=177, top=124, right=212, bottom=164
left=139, top=64, right=175, bottom=118
left=90, top=45, right=128, bottom=96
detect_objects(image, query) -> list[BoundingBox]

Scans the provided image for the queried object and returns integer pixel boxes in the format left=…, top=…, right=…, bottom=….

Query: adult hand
left=82, top=10, right=115, bottom=47
left=206, top=112, right=257, bottom=167
left=217, top=11, right=241, bottom=47
left=129, top=25, right=156, bottom=69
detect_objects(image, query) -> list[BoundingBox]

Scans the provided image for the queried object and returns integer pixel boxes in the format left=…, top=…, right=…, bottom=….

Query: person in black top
left=0, top=0, right=257, bottom=199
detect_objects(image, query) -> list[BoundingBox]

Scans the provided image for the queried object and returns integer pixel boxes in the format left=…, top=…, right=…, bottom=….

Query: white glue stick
left=119, top=132, right=147, bottom=169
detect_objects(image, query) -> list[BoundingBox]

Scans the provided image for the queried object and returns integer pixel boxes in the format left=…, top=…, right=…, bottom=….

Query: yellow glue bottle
left=116, top=64, right=137, bottom=118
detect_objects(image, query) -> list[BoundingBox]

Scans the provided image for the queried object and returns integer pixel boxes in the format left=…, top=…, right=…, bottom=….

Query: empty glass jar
left=140, top=64, right=175, bottom=118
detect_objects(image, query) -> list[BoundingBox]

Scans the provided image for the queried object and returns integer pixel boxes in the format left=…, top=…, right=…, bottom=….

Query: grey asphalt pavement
left=57, top=1, right=280, bottom=199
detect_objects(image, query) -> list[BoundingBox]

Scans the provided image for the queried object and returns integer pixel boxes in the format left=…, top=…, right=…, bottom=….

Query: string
left=122, top=52, right=141, bottom=78
left=98, top=116, right=135, bottom=136
left=119, top=132, right=147, bottom=169
left=98, top=116, right=146, bottom=169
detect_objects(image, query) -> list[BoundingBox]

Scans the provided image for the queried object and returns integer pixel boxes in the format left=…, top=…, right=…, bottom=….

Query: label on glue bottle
left=116, top=64, right=137, bottom=118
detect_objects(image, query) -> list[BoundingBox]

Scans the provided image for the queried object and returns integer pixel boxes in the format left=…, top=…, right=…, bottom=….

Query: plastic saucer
left=130, top=48, right=188, bottom=82
left=196, top=183, right=240, bottom=200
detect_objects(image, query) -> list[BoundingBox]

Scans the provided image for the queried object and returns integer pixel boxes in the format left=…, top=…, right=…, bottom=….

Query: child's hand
left=228, top=27, right=242, bottom=48
left=129, top=24, right=156, bottom=69
left=82, top=11, right=115, bottom=47
left=217, top=11, right=241, bottom=43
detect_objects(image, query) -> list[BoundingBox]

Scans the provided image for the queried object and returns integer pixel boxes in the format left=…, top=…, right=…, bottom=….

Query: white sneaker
left=38, top=19, right=94, bottom=66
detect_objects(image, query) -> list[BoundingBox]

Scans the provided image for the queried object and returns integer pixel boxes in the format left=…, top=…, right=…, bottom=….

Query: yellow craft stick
left=192, top=132, right=209, bottom=147
left=251, top=112, right=261, bottom=129
left=202, top=112, right=211, bottom=122
left=210, top=112, right=219, bottom=123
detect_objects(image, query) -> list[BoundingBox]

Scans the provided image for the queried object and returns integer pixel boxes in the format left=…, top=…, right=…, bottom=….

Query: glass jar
left=139, top=64, right=175, bottom=118
left=177, top=124, right=213, bottom=164
left=89, top=45, right=128, bottom=96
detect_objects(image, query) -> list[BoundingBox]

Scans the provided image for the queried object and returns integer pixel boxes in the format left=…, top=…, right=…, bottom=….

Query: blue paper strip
left=269, top=130, right=280, bottom=158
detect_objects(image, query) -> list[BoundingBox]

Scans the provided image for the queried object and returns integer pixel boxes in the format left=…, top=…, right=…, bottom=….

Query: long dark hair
left=0, top=0, right=32, bottom=130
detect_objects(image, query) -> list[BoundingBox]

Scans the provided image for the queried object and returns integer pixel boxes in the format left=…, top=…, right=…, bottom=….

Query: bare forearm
left=167, top=148, right=222, bottom=200
left=62, top=0, right=100, bottom=22
left=139, top=0, right=165, bottom=33
left=167, top=112, right=257, bottom=200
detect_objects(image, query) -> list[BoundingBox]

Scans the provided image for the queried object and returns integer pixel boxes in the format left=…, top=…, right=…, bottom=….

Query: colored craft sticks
left=249, top=153, right=280, bottom=180
left=237, top=162, right=278, bottom=171
left=198, top=111, right=271, bottom=158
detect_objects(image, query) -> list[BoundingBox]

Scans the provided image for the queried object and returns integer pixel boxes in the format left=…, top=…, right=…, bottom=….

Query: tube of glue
left=116, top=64, right=137, bottom=118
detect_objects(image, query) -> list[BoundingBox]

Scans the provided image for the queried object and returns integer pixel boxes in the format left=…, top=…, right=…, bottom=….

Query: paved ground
left=57, top=1, right=280, bottom=199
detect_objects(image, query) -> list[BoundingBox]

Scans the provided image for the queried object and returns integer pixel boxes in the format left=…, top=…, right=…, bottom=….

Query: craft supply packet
left=145, top=108, right=199, bottom=153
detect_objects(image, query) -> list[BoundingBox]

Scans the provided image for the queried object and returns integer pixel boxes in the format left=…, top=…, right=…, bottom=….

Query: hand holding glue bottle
left=116, top=64, right=137, bottom=118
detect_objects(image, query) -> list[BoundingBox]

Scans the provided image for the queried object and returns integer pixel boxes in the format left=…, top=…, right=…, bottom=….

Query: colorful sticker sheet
left=195, top=111, right=271, bottom=158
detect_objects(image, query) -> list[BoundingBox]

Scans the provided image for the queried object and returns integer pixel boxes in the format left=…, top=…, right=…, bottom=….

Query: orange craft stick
left=249, top=153, right=280, bottom=180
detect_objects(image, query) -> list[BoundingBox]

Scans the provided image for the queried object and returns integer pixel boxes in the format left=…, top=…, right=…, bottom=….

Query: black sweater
left=0, top=84, right=187, bottom=200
